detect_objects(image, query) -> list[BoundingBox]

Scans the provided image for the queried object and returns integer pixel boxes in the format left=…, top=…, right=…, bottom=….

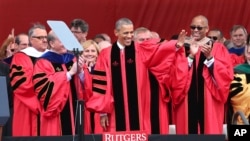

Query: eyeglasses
left=208, top=36, right=218, bottom=41
left=190, top=25, right=205, bottom=30
left=32, top=36, right=47, bottom=40
left=71, top=30, right=83, bottom=34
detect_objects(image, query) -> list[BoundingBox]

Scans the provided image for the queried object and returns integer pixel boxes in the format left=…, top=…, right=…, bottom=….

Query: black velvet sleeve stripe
left=37, top=81, right=50, bottom=99
left=92, top=70, right=106, bottom=76
left=9, top=65, right=22, bottom=73
left=34, top=78, right=49, bottom=90
left=10, top=71, right=24, bottom=82
left=43, top=82, right=54, bottom=111
left=92, top=87, right=106, bottom=94
left=208, top=63, right=214, bottom=76
left=12, top=77, right=26, bottom=91
left=92, top=79, right=107, bottom=85
left=33, top=73, right=46, bottom=80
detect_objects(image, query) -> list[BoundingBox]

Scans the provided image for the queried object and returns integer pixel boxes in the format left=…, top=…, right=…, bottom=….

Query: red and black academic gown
left=136, top=39, right=189, bottom=134
left=33, top=51, right=83, bottom=136
left=173, top=42, right=234, bottom=134
left=86, top=39, right=188, bottom=134
left=86, top=41, right=148, bottom=133
left=9, top=47, right=45, bottom=136
left=230, top=53, right=245, bottom=67
left=82, top=66, right=103, bottom=134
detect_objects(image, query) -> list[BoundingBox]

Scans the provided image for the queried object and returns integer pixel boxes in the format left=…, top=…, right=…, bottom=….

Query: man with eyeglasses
left=9, top=23, right=48, bottom=136
left=173, top=15, right=234, bottom=135
left=70, top=18, right=89, bottom=44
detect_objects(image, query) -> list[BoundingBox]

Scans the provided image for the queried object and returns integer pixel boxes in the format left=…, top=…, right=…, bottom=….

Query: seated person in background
left=15, top=33, right=29, bottom=50
left=93, top=34, right=105, bottom=44
left=227, top=25, right=248, bottom=56
left=151, top=31, right=160, bottom=39
left=0, top=29, right=15, bottom=61
left=70, top=18, right=89, bottom=44
left=98, top=40, right=111, bottom=52
left=207, top=28, right=225, bottom=44
left=228, top=26, right=249, bottom=67
left=0, top=33, right=14, bottom=136
left=93, top=33, right=111, bottom=44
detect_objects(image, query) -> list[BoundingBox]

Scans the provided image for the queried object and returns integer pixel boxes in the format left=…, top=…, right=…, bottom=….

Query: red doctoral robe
left=9, top=47, right=45, bottom=136
left=230, top=53, right=245, bottom=67
left=33, top=52, right=83, bottom=136
left=82, top=66, right=103, bottom=134
left=173, top=42, right=234, bottom=134
left=86, top=39, right=188, bottom=134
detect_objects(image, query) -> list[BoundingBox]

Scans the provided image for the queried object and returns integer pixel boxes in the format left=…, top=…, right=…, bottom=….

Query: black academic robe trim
left=111, top=42, right=140, bottom=131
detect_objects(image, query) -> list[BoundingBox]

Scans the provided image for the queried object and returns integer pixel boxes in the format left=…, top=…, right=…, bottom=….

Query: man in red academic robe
left=86, top=18, right=188, bottom=134
left=172, top=15, right=234, bottom=134
left=133, top=27, right=188, bottom=134
left=32, top=31, right=84, bottom=136
left=9, top=24, right=48, bottom=136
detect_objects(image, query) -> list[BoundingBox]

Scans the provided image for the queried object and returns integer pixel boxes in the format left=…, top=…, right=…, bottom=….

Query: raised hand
left=77, top=55, right=84, bottom=72
left=176, top=30, right=187, bottom=47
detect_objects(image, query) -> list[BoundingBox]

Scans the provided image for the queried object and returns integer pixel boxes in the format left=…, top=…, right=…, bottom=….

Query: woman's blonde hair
left=81, top=40, right=100, bottom=54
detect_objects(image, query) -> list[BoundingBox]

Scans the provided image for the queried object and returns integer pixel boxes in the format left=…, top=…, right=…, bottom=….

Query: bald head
left=192, top=15, right=209, bottom=27
left=47, top=30, right=67, bottom=54
left=190, top=15, right=209, bottom=41
left=98, top=40, right=112, bottom=52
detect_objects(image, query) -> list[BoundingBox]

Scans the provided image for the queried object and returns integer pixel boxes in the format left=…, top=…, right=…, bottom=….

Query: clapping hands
left=189, top=37, right=213, bottom=59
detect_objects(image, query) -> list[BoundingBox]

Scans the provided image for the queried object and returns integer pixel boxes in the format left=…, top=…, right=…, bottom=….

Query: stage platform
left=2, top=134, right=226, bottom=141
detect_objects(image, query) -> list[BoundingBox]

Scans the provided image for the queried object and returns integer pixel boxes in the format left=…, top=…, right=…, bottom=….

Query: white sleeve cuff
left=204, top=57, right=214, bottom=67
left=66, top=72, right=72, bottom=81
left=187, top=57, right=194, bottom=67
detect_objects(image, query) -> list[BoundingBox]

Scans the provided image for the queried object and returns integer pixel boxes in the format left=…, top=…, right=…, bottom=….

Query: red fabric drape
left=0, top=0, right=249, bottom=44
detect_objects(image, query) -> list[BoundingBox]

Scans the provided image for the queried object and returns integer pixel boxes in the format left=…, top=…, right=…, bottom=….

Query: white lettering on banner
left=103, top=131, right=148, bottom=141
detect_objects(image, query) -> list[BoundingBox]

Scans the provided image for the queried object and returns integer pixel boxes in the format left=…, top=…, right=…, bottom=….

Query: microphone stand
left=73, top=48, right=84, bottom=141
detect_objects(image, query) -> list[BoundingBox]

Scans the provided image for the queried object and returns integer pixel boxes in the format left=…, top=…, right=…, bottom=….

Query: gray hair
left=134, top=27, right=151, bottom=38
left=47, top=31, right=57, bottom=48
left=115, top=18, right=133, bottom=31
left=28, top=23, right=46, bottom=37
left=230, top=25, right=248, bottom=36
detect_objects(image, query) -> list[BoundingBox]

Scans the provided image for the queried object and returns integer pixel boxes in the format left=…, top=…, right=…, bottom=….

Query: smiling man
left=173, top=15, right=234, bottom=134
left=9, top=23, right=48, bottom=136
left=86, top=18, right=188, bottom=135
